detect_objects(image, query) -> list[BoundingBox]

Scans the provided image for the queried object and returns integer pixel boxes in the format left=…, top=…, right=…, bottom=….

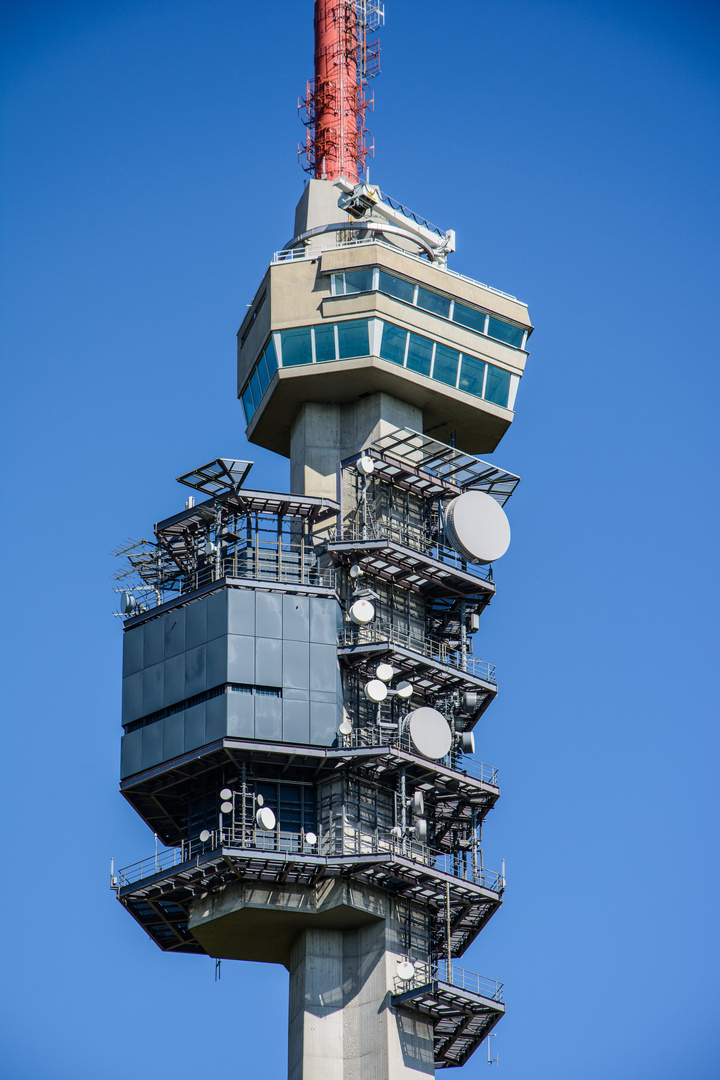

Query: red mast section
left=300, top=0, right=383, bottom=184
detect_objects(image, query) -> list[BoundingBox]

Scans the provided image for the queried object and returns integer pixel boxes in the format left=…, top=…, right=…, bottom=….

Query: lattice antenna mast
left=300, top=0, right=384, bottom=183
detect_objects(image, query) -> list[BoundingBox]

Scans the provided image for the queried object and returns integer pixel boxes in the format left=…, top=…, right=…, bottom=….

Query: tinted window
left=314, top=324, right=336, bottom=363
left=416, top=286, right=451, bottom=318
left=249, top=368, right=263, bottom=407
left=453, top=303, right=487, bottom=334
left=242, top=387, right=255, bottom=423
left=486, top=316, right=524, bottom=348
left=377, top=270, right=415, bottom=304
left=379, top=322, right=408, bottom=365
left=406, top=332, right=433, bottom=377
left=484, top=364, right=512, bottom=407
left=280, top=327, right=312, bottom=366
left=433, top=343, right=459, bottom=387
left=256, top=352, right=270, bottom=394
left=337, top=319, right=369, bottom=359
left=458, top=355, right=486, bottom=397
left=264, top=338, right=278, bottom=376
left=342, top=268, right=373, bottom=294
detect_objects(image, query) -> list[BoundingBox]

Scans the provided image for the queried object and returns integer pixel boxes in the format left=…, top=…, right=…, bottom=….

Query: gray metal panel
left=283, top=639, right=310, bottom=690
left=310, top=596, right=341, bottom=644
left=207, top=589, right=228, bottom=641
left=226, top=690, right=254, bottom=738
left=228, top=588, right=255, bottom=636
left=163, top=654, right=185, bottom=707
left=163, top=713, right=184, bottom=760
left=255, top=637, right=282, bottom=686
left=256, top=590, right=282, bottom=638
left=185, top=644, right=207, bottom=697
left=143, top=617, right=164, bottom=667
left=206, top=635, right=229, bottom=688
left=184, top=702, right=207, bottom=751
left=186, top=596, right=207, bottom=649
left=122, top=626, right=144, bottom=676
left=255, top=692, right=282, bottom=741
left=206, top=693, right=228, bottom=742
left=121, top=672, right=143, bottom=725
left=142, top=662, right=164, bottom=715
left=309, top=689, right=338, bottom=704
left=120, top=730, right=142, bottom=778
left=163, top=607, right=185, bottom=658
left=310, top=643, right=339, bottom=693
left=283, top=593, right=310, bottom=641
left=227, top=635, right=255, bottom=684
left=310, top=700, right=340, bottom=746
left=142, top=720, right=163, bottom=770
left=283, top=695, right=310, bottom=743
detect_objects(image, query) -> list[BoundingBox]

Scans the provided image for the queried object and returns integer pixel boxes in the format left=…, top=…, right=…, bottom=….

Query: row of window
left=333, top=268, right=527, bottom=350
left=241, top=318, right=519, bottom=423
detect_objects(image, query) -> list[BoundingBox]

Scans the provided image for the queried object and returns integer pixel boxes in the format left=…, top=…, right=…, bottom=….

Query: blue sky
left=1, top=1, right=719, bottom=1077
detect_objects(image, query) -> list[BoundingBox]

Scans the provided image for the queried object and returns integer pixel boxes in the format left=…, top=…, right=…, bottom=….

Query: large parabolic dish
left=445, top=490, right=511, bottom=564
left=403, top=707, right=453, bottom=760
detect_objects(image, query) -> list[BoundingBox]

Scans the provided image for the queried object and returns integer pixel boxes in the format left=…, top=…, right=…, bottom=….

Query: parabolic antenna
left=356, top=455, right=374, bottom=475
left=219, top=788, right=232, bottom=801
left=199, top=830, right=211, bottom=843
left=365, top=679, right=388, bottom=703
left=120, top=591, right=136, bottom=614
left=396, top=680, right=413, bottom=699
left=445, top=491, right=510, bottom=564
left=349, top=598, right=375, bottom=625
left=305, top=831, right=318, bottom=846
left=403, top=708, right=452, bottom=760
left=256, top=806, right=276, bottom=831
left=220, top=801, right=233, bottom=814
left=376, top=663, right=394, bottom=682
left=338, top=719, right=353, bottom=736
left=396, top=960, right=416, bottom=981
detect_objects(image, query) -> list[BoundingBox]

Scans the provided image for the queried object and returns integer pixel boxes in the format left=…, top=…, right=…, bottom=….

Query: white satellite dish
left=199, top=830, right=211, bottom=843
left=256, top=794, right=264, bottom=807
left=356, top=455, right=374, bottom=475
left=412, top=818, right=428, bottom=843
left=304, top=831, right=318, bottom=846
left=396, top=960, right=416, bottom=981
left=411, top=791, right=425, bottom=816
left=220, top=801, right=233, bottom=814
left=204, top=540, right=217, bottom=557
left=349, top=598, right=375, bottom=625
left=376, top=662, right=394, bottom=682
left=403, top=707, right=453, bottom=760
left=365, top=679, right=388, bottom=703
left=396, top=680, right=413, bottom=699
left=338, top=719, right=353, bottom=736
left=445, top=490, right=510, bottom=564
left=219, top=788, right=232, bottom=800
left=459, top=731, right=475, bottom=754
left=349, top=563, right=363, bottom=579
left=120, top=591, right=136, bottom=614
left=256, top=806, right=276, bottom=831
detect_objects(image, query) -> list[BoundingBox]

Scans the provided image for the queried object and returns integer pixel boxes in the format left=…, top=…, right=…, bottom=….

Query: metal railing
left=271, top=236, right=521, bottom=303
left=401, top=960, right=503, bottom=1002
left=331, top=521, right=493, bottom=584
left=338, top=622, right=496, bottom=684
left=341, top=725, right=499, bottom=786
left=115, top=824, right=503, bottom=894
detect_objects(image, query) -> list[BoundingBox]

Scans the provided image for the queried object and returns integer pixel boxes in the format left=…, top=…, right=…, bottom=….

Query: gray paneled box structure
left=121, top=587, right=343, bottom=777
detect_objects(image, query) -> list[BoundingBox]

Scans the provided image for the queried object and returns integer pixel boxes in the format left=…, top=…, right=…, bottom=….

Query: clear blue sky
left=1, top=1, right=719, bottom=1077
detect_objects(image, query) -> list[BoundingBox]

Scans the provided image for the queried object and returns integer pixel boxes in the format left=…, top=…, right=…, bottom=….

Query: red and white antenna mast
left=300, top=0, right=384, bottom=184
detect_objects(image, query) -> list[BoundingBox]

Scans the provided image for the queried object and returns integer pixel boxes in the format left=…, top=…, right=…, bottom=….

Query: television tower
left=112, top=3, right=533, bottom=1076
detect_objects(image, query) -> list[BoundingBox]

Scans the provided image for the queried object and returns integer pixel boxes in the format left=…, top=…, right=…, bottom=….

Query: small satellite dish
left=445, top=490, right=510, bottom=564
left=403, top=707, right=453, bottom=760
left=460, top=731, right=475, bottom=754
left=220, top=801, right=233, bottom=814
left=396, top=960, right=416, bottom=982
left=411, top=791, right=425, bottom=816
left=219, top=788, right=232, bottom=800
left=199, top=830, right=211, bottom=843
left=349, top=563, right=363, bottom=579
left=120, top=591, right=136, bottom=614
left=305, top=831, right=318, bottom=846
left=338, top=719, right=353, bottom=736
left=463, top=691, right=478, bottom=711
left=365, top=678, right=388, bottom=703
left=412, top=818, right=428, bottom=843
left=256, top=806, right=276, bottom=831
left=356, top=455, right=374, bottom=475
left=204, top=540, right=217, bottom=557
left=256, top=794, right=264, bottom=807
left=396, top=680, right=413, bottom=699
left=349, top=598, right=375, bottom=625
left=390, top=825, right=403, bottom=838
left=376, top=662, right=394, bottom=682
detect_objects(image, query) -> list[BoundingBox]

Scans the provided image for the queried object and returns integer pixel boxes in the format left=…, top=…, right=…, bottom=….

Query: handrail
left=340, top=725, right=499, bottom=786
left=399, top=959, right=503, bottom=1003
left=338, top=622, right=496, bottom=684
left=330, top=522, right=493, bottom=584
